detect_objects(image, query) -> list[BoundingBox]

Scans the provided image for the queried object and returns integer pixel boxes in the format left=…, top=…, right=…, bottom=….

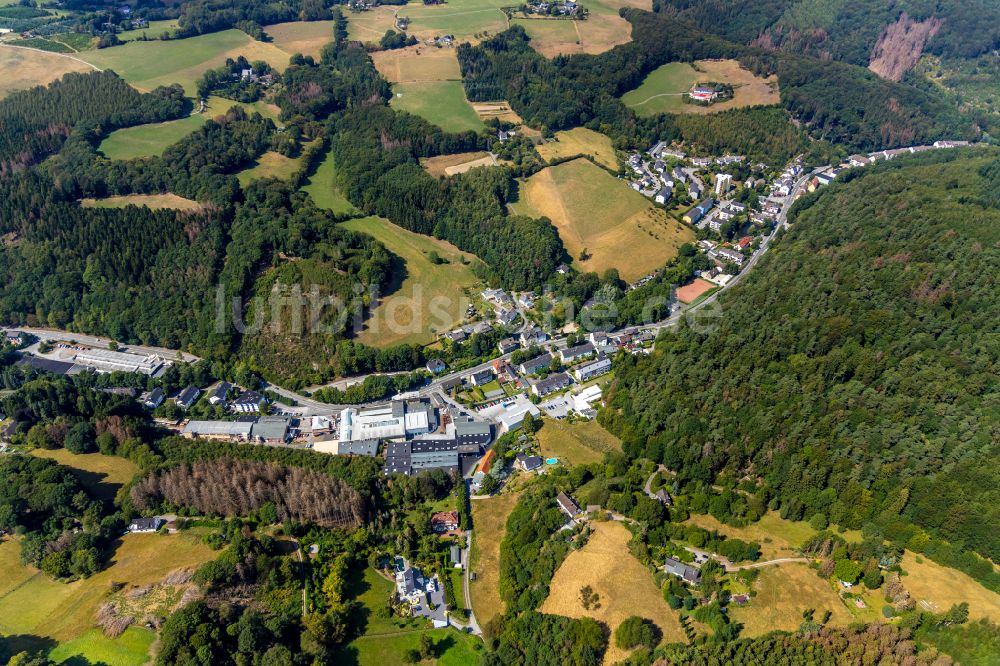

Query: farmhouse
left=689, top=85, right=719, bottom=102
left=663, top=556, right=701, bottom=584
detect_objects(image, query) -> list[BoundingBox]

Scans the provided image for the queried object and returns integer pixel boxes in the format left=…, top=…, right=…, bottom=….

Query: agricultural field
left=622, top=59, right=780, bottom=116
left=392, top=80, right=485, bottom=133
left=470, top=100, right=522, bottom=124
left=469, top=490, right=522, bottom=627
left=540, top=521, right=685, bottom=664
left=421, top=151, right=496, bottom=177
left=345, top=7, right=399, bottom=45
left=302, top=149, right=359, bottom=215
left=536, top=418, right=621, bottom=467
left=510, top=158, right=693, bottom=281
left=79, top=29, right=292, bottom=95
left=340, top=216, right=481, bottom=347
left=79, top=193, right=203, bottom=212
left=391, top=0, right=510, bottom=42
left=237, top=150, right=303, bottom=186
left=536, top=127, right=618, bottom=170
left=372, top=44, right=462, bottom=83
left=512, top=0, right=647, bottom=58
left=728, top=563, right=854, bottom=636
left=900, top=551, right=1000, bottom=623
left=30, top=448, right=139, bottom=503
left=98, top=96, right=279, bottom=160
left=0, top=531, right=215, bottom=665
left=0, top=45, right=94, bottom=99
left=264, top=19, right=336, bottom=59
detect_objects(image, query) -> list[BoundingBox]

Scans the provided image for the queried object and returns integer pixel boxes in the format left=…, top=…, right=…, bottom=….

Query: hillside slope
left=601, top=149, right=1000, bottom=564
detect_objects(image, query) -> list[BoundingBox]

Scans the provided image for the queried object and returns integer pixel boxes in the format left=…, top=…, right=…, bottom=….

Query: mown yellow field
left=684, top=511, right=863, bottom=560
left=728, top=563, right=854, bottom=636
left=237, top=151, right=302, bottom=185
left=30, top=448, right=140, bottom=502
left=80, top=193, right=203, bottom=211
left=471, top=100, right=523, bottom=124
left=0, top=45, right=93, bottom=99
left=536, top=418, right=621, bottom=467
left=512, top=158, right=693, bottom=281
left=372, top=44, right=462, bottom=83
left=540, top=521, right=686, bottom=665
left=469, top=491, right=521, bottom=627
left=514, top=0, right=650, bottom=58
left=264, top=20, right=337, bottom=59
left=536, top=127, right=618, bottom=170
left=901, top=551, right=1000, bottom=622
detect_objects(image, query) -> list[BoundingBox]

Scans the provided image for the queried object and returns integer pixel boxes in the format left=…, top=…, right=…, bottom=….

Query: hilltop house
left=556, top=491, right=580, bottom=518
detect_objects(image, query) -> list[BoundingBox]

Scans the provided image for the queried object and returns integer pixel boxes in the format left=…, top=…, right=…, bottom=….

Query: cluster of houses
left=522, top=0, right=580, bottom=17
left=628, top=143, right=749, bottom=206
left=808, top=140, right=971, bottom=192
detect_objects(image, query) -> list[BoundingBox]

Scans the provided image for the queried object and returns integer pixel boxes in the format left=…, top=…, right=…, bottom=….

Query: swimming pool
left=545, top=458, right=559, bottom=465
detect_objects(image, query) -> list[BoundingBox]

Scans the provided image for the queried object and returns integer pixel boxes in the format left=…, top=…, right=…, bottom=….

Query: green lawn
left=99, top=97, right=279, bottom=160
left=237, top=150, right=303, bottom=185
left=302, top=149, right=359, bottom=216
left=117, top=20, right=180, bottom=42
left=49, top=628, right=156, bottom=666
left=340, top=216, right=481, bottom=347
left=397, top=0, right=509, bottom=40
left=344, top=628, right=482, bottom=666
left=30, top=448, right=139, bottom=503
left=620, top=62, right=701, bottom=116
left=392, top=81, right=485, bottom=133
left=80, top=29, right=292, bottom=95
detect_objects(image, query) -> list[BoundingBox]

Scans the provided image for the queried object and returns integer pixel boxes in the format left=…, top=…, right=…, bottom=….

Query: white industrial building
left=338, top=401, right=435, bottom=443
left=74, top=348, right=164, bottom=375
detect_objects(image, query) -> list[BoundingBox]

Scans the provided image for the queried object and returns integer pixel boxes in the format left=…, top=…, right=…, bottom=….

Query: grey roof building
left=175, top=385, right=200, bottom=409
left=664, top=557, right=701, bottom=584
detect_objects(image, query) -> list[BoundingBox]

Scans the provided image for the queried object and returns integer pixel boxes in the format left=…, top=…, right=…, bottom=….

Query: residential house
left=559, top=342, right=595, bottom=364
left=496, top=308, right=518, bottom=326
left=431, top=511, right=460, bottom=533
left=531, top=372, right=572, bottom=397
left=655, top=187, right=672, bottom=204
left=232, top=390, right=267, bottom=413
left=717, top=248, right=744, bottom=265
left=470, top=368, right=494, bottom=386
left=848, top=154, right=873, bottom=168
left=395, top=565, right=426, bottom=603
left=128, top=517, right=164, bottom=533
left=663, top=557, right=701, bottom=584
left=518, top=352, right=554, bottom=376
left=688, top=181, right=703, bottom=200
left=715, top=173, right=732, bottom=195
left=653, top=488, right=673, bottom=506
left=174, top=385, right=200, bottom=409
left=520, top=327, right=548, bottom=347
left=426, top=358, right=447, bottom=374
left=515, top=453, right=543, bottom=472
left=556, top=264, right=571, bottom=275
left=496, top=337, right=518, bottom=355
left=672, top=167, right=687, bottom=183
left=442, top=329, right=467, bottom=344
left=575, top=358, right=611, bottom=382
left=556, top=491, right=581, bottom=518
left=208, top=382, right=232, bottom=405
left=140, top=387, right=164, bottom=409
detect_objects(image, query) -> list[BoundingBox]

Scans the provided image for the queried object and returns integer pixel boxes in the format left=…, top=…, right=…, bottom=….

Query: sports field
left=30, top=448, right=139, bottom=502
left=392, top=80, right=485, bottom=133
left=511, top=158, right=694, bottom=281
left=536, top=418, right=621, bottom=467
left=728, top=563, right=854, bottom=637
left=0, top=45, right=94, bottom=99
left=469, top=491, right=522, bottom=627
left=80, top=193, right=203, bottom=211
left=540, top=521, right=685, bottom=664
left=264, top=20, right=336, bottom=59
left=302, top=149, right=359, bottom=215
left=372, top=44, right=462, bottom=83
left=80, top=29, right=292, bottom=95
left=622, top=59, right=780, bottom=116
left=0, top=531, right=214, bottom=664
left=536, top=127, right=618, bottom=170
left=340, top=216, right=480, bottom=347
left=675, top=277, right=716, bottom=304
left=98, top=97, right=279, bottom=160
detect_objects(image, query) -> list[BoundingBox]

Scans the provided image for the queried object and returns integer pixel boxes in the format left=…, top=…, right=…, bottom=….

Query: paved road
left=14, top=326, right=201, bottom=362
left=643, top=464, right=669, bottom=497
left=459, top=529, right=483, bottom=636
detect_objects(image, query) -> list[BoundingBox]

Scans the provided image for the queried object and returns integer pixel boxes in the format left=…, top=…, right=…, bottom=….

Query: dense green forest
left=601, top=149, right=1000, bottom=573
left=656, top=0, right=1000, bottom=63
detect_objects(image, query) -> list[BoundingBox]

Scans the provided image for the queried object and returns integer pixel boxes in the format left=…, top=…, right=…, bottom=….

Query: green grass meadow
left=391, top=81, right=485, bottom=133
left=620, top=62, right=701, bottom=115
left=303, top=149, right=359, bottom=216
